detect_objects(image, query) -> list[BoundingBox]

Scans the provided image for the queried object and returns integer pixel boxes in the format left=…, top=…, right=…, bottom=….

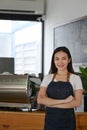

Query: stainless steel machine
left=0, top=74, right=40, bottom=111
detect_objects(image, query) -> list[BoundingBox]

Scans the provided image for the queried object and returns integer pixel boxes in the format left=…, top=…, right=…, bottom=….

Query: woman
left=37, top=46, right=83, bottom=130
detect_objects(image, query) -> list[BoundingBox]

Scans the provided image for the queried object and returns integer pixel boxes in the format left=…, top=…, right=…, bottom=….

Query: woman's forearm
left=46, top=90, right=83, bottom=108
left=37, top=95, right=73, bottom=106
left=47, top=98, right=81, bottom=108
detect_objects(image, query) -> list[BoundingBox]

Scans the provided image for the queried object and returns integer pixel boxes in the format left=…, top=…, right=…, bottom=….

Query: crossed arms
left=37, top=86, right=83, bottom=109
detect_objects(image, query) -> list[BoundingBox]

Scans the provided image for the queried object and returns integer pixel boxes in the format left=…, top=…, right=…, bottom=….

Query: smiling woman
left=37, top=46, right=83, bottom=130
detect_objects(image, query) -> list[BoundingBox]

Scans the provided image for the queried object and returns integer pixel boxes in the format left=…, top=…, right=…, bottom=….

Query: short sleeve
left=40, top=74, right=53, bottom=87
left=70, top=74, right=83, bottom=90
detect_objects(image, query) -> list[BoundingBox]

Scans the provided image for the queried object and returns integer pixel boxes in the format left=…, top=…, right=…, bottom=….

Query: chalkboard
left=54, top=16, right=87, bottom=63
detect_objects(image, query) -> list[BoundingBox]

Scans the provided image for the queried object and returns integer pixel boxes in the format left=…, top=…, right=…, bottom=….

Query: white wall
left=44, top=0, right=87, bottom=74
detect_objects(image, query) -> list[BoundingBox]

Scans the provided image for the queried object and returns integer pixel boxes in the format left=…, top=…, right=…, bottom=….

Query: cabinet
left=0, top=111, right=87, bottom=130
left=76, top=112, right=87, bottom=130
left=0, top=111, right=45, bottom=130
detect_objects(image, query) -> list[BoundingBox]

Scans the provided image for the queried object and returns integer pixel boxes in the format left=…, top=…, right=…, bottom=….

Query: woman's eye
left=54, top=57, right=68, bottom=61
left=62, top=57, right=66, bottom=60
left=55, top=58, right=59, bottom=60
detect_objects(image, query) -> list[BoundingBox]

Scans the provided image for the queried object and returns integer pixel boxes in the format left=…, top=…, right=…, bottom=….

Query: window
left=0, top=19, right=42, bottom=76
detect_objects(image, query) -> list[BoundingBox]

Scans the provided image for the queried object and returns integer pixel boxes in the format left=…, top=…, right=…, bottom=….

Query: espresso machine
left=0, top=74, right=41, bottom=111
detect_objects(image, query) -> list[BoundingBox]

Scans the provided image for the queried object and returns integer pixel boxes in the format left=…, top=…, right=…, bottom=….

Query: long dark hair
left=49, top=46, right=74, bottom=74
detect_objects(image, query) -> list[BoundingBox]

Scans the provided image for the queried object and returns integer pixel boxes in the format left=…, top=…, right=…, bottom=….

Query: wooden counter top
left=76, top=112, right=87, bottom=130
left=0, top=110, right=45, bottom=130
left=0, top=111, right=87, bottom=130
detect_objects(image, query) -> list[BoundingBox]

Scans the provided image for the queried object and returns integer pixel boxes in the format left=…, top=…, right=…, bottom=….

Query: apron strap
left=52, top=73, right=56, bottom=81
left=67, top=72, right=71, bottom=82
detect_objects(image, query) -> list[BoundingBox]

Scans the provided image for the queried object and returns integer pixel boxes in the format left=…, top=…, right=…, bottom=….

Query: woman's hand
left=65, top=95, right=74, bottom=103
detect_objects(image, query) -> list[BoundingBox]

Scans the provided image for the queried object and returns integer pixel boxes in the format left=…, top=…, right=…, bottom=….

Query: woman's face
left=54, top=51, right=70, bottom=71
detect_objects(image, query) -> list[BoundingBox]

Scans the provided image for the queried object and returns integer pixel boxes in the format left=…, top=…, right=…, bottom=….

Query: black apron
left=44, top=81, right=76, bottom=130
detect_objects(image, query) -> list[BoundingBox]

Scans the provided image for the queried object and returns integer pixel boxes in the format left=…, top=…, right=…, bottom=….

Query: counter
left=0, top=111, right=87, bottom=130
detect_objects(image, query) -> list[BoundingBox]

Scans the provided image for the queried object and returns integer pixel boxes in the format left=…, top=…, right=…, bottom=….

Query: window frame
left=0, top=13, right=44, bottom=78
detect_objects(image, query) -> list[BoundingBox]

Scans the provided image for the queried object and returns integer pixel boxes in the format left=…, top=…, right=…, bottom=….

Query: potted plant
left=79, top=66, right=87, bottom=93
left=79, top=66, right=87, bottom=112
